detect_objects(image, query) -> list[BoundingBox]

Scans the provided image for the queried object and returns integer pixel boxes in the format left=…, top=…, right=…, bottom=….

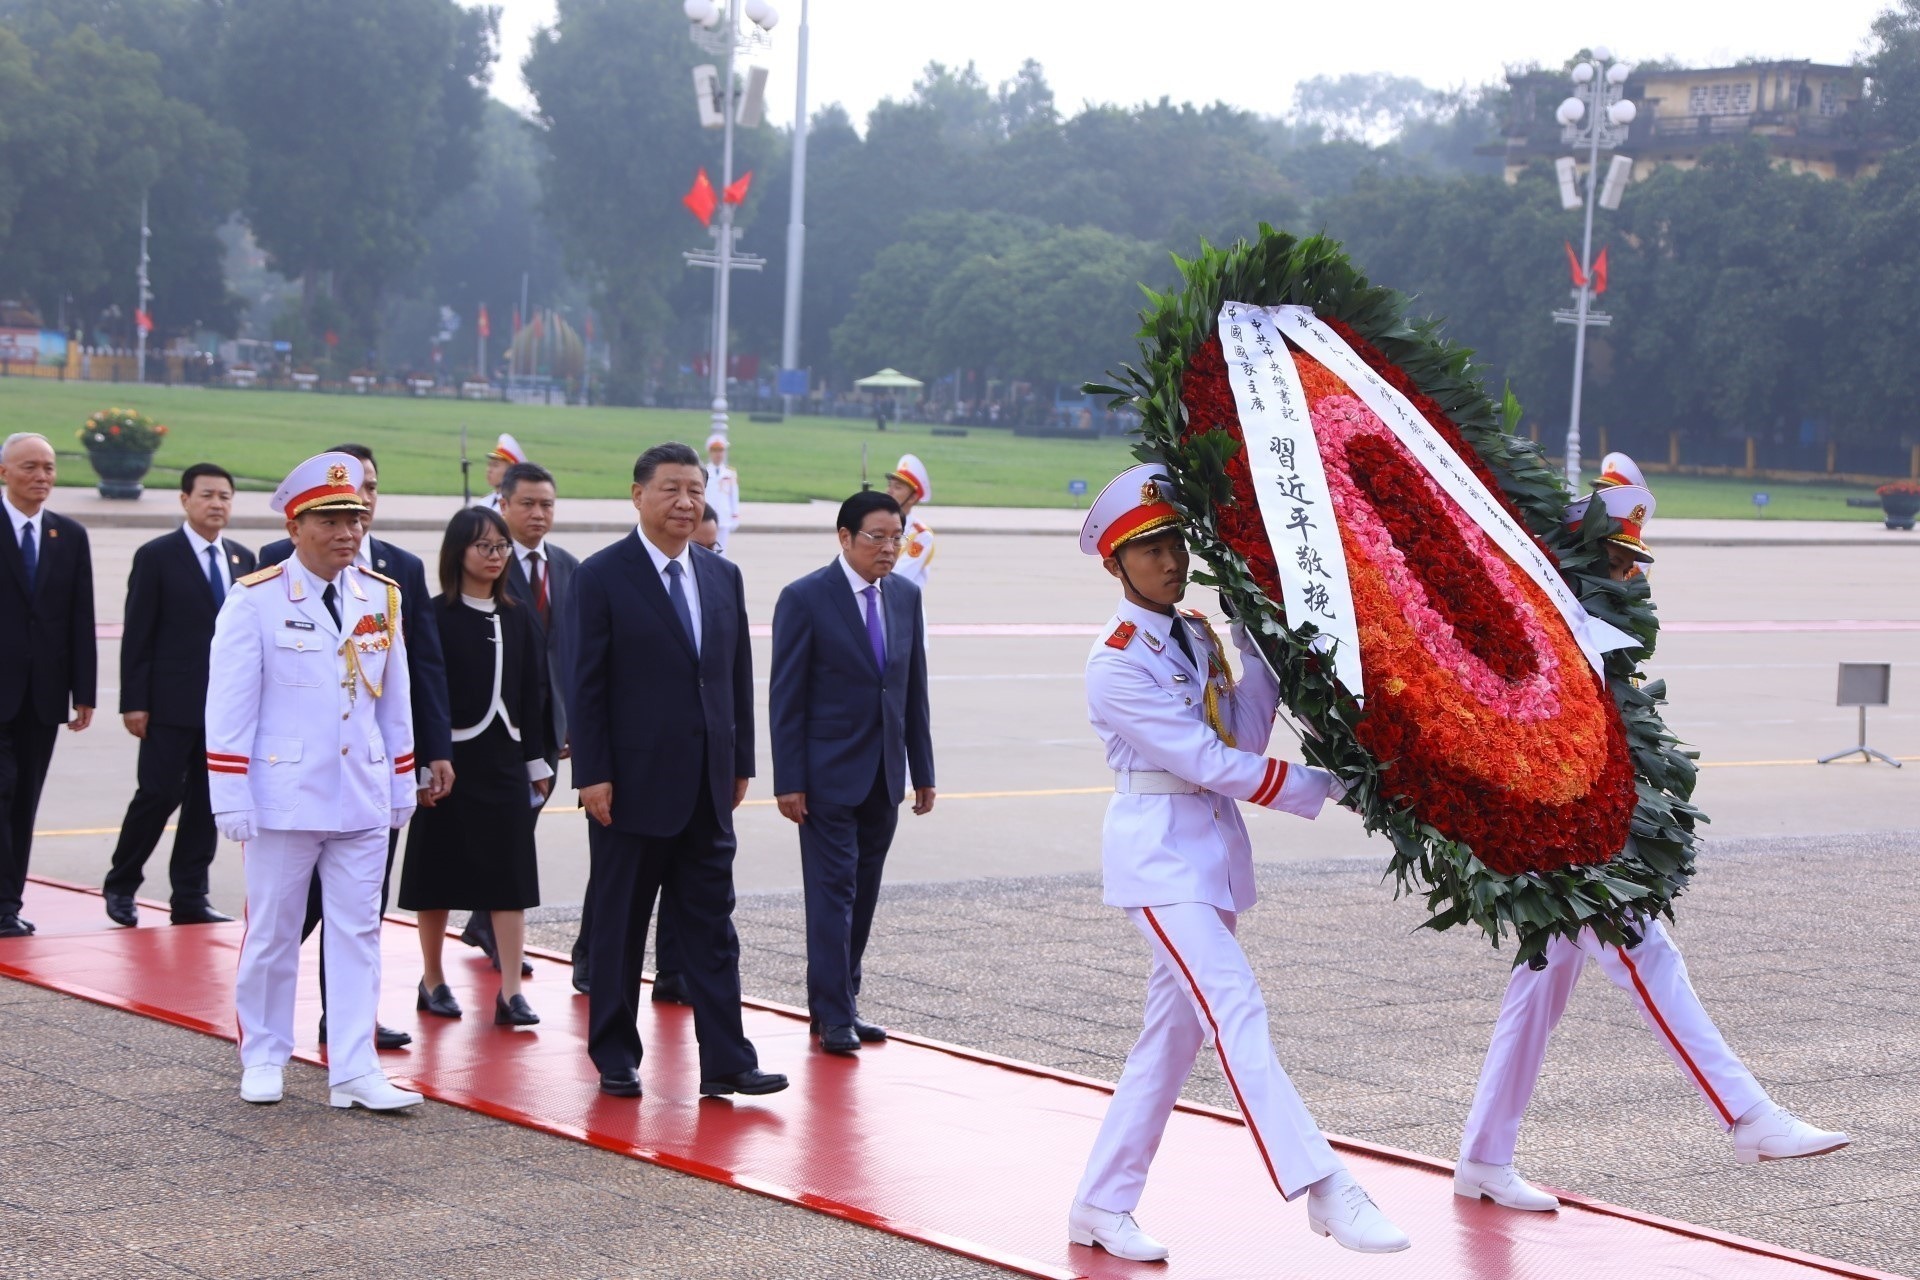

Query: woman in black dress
left=399, top=507, right=551, bottom=1026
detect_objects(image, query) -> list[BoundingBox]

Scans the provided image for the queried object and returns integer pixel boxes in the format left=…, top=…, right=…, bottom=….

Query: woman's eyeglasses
left=472, top=541, right=512, bottom=558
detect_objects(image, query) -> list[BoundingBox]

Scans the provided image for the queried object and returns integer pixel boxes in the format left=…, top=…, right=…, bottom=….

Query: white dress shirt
left=838, top=554, right=886, bottom=650
left=3, top=492, right=43, bottom=549
left=183, top=523, right=232, bottom=595
left=636, top=528, right=701, bottom=652
left=513, top=537, right=547, bottom=590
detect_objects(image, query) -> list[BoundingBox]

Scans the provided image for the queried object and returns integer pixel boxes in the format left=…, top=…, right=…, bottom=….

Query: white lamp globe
left=1608, top=99, right=1638, bottom=125
left=1593, top=44, right=1613, bottom=61
left=745, top=0, right=778, bottom=27
left=699, top=3, right=722, bottom=26
left=1557, top=96, right=1587, bottom=125
left=1571, top=62, right=1595, bottom=84
left=683, top=0, right=715, bottom=21
left=1607, top=62, right=1633, bottom=84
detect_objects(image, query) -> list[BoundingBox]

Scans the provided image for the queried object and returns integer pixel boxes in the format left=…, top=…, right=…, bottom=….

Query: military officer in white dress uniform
left=885, top=454, right=936, bottom=591
left=704, top=435, right=742, bottom=551
left=1455, top=463, right=1847, bottom=1211
left=1067, top=464, right=1410, bottom=1263
left=477, top=433, right=527, bottom=513
left=209, top=453, right=422, bottom=1112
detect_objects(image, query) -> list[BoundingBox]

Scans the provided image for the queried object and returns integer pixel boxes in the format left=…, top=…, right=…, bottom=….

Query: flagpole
left=778, top=0, right=809, bottom=418
left=134, top=192, right=151, bottom=384
left=709, top=0, right=743, bottom=442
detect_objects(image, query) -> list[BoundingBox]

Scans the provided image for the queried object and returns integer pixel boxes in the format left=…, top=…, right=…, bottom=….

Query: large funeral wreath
left=1092, top=227, right=1704, bottom=965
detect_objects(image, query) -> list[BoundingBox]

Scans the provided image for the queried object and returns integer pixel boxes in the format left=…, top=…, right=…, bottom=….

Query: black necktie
left=665, top=560, right=697, bottom=652
left=322, top=582, right=341, bottom=630
left=1169, top=615, right=1197, bottom=671
left=205, top=544, right=225, bottom=606
left=18, top=522, right=35, bottom=591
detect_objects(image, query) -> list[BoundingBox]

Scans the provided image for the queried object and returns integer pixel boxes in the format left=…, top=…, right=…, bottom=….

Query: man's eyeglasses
left=855, top=532, right=905, bottom=548
left=472, top=541, right=512, bottom=558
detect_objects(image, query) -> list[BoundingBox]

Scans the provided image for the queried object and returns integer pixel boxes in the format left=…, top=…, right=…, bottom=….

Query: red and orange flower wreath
left=1094, top=227, right=1703, bottom=963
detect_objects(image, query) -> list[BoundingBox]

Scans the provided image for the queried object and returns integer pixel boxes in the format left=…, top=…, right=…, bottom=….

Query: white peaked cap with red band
left=1566, top=482, right=1657, bottom=561
left=1081, top=463, right=1180, bottom=557
left=1595, top=451, right=1646, bottom=490
left=888, top=453, right=931, bottom=504
left=706, top=433, right=728, bottom=455
left=271, top=452, right=368, bottom=517
left=488, top=433, right=527, bottom=465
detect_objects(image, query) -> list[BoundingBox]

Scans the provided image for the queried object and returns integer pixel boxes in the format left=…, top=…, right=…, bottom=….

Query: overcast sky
left=483, top=0, right=1895, bottom=129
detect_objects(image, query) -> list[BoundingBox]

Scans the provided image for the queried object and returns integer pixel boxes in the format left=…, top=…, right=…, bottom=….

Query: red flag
left=584, top=313, right=594, bottom=343
left=722, top=170, right=753, bottom=206
left=512, top=306, right=521, bottom=335
left=683, top=168, right=718, bottom=226
left=1591, top=246, right=1610, bottom=297
left=1563, top=242, right=1586, bottom=288
left=134, top=309, right=153, bottom=334
left=477, top=303, right=491, bottom=339
left=324, top=329, right=339, bottom=348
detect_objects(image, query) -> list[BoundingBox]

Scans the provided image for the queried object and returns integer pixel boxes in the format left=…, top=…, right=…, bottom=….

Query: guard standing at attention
left=884, top=454, right=936, bottom=591
left=1067, top=464, right=1409, bottom=1263
left=478, top=433, right=528, bottom=512
left=209, top=453, right=422, bottom=1112
left=704, top=435, right=742, bottom=552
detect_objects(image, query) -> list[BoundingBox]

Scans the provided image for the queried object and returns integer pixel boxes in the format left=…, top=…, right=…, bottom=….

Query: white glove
left=1324, top=770, right=1352, bottom=803
left=215, top=811, right=257, bottom=843
left=390, top=805, right=417, bottom=831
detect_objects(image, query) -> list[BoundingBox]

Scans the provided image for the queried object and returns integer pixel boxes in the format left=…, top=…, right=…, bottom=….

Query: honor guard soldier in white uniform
left=884, top=454, right=936, bottom=591
left=1068, top=464, right=1410, bottom=1263
left=1455, top=461, right=1847, bottom=1213
left=478, top=433, right=527, bottom=513
left=705, top=434, right=742, bottom=551
left=209, top=453, right=423, bottom=1112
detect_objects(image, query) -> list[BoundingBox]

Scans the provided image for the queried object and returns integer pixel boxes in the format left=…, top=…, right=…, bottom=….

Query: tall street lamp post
left=1553, top=47, right=1636, bottom=490
left=778, top=0, right=809, bottom=417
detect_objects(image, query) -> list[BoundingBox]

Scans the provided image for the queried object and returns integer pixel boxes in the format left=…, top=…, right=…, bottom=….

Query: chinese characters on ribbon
left=1216, top=302, right=1364, bottom=697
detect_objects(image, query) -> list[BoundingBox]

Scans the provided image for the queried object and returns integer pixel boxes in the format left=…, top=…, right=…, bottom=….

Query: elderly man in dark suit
left=770, top=489, right=935, bottom=1055
left=0, top=432, right=96, bottom=938
left=570, top=441, right=785, bottom=1099
left=458, top=461, right=585, bottom=983
left=104, top=463, right=257, bottom=927
left=260, top=442, right=451, bottom=1049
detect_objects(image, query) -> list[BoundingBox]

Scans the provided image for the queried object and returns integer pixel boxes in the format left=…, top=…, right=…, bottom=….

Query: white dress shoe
left=1067, top=1200, right=1170, bottom=1262
left=328, top=1072, right=423, bottom=1112
left=1732, top=1104, right=1849, bottom=1164
left=1453, top=1158, right=1560, bottom=1211
left=239, top=1065, right=283, bottom=1105
left=1307, top=1171, right=1412, bottom=1253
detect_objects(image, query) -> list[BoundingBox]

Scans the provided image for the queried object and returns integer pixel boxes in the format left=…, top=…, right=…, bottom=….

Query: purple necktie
left=862, top=584, right=886, bottom=671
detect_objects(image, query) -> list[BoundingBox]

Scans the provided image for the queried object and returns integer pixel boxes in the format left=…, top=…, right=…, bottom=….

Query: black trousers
left=300, top=827, right=399, bottom=1013
left=565, top=822, right=680, bottom=978
left=0, top=712, right=60, bottom=917
left=799, top=768, right=899, bottom=1027
left=104, top=723, right=217, bottom=905
left=586, top=781, right=754, bottom=1080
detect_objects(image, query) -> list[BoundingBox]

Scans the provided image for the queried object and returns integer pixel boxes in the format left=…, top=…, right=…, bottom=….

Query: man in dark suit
left=104, top=463, right=256, bottom=926
left=770, top=490, right=935, bottom=1055
left=260, top=442, right=451, bottom=1049
left=570, top=441, right=785, bottom=1099
left=458, top=461, right=584, bottom=984
left=0, top=432, right=96, bottom=937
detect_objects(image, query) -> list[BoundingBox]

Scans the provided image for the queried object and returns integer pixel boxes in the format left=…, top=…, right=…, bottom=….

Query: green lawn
left=1, top=378, right=1892, bottom=518
left=0, top=379, right=1134, bottom=507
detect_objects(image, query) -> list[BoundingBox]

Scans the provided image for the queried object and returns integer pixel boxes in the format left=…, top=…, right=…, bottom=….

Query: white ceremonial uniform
left=892, top=516, right=936, bottom=590
left=208, top=556, right=415, bottom=1086
left=1076, top=597, right=1343, bottom=1211
left=1460, top=919, right=1770, bottom=1165
left=706, top=462, right=741, bottom=548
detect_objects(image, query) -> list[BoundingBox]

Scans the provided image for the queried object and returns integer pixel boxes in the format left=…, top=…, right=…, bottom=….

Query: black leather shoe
left=104, top=893, right=139, bottom=927
left=170, top=903, right=234, bottom=925
left=650, top=971, right=690, bottom=1004
left=571, top=969, right=591, bottom=995
left=495, top=991, right=540, bottom=1026
left=417, top=980, right=462, bottom=1019
left=700, top=1068, right=789, bottom=1097
left=818, top=1024, right=861, bottom=1055
left=0, top=915, right=35, bottom=938
left=458, top=921, right=488, bottom=951
left=599, top=1068, right=642, bottom=1097
left=316, top=1016, right=414, bottom=1050
left=852, top=1016, right=888, bottom=1043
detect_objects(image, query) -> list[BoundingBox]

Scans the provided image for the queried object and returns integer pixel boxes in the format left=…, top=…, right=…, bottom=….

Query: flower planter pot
left=89, top=449, right=152, bottom=499
left=1881, top=495, right=1919, bottom=531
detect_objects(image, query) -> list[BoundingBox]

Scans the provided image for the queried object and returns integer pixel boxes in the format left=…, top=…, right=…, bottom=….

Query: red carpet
left=0, top=877, right=1900, bottom=1280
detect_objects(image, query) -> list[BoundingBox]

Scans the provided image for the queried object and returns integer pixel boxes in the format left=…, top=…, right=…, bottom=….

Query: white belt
left=1114, top=770, right=1202, bottom=796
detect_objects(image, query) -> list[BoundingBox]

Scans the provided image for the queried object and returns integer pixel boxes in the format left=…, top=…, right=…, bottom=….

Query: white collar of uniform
left=838, top=554, right=883, bottom=599
left=634, top=527, right=693, bottom=581
left=283, top=554, right=345, bottom=601
left=182, top=523, right=221, bottom=557
left=1113, top=596, right=1200, bottom=667
left=2, top=492, right=42, bottom=537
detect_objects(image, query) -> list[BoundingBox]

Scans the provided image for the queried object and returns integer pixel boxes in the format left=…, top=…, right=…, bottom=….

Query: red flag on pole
left=683, top=168, right=718, bottom=226
left=1591, top=246, right=1610, bottom=296
left=512, top=306, right=521, bottom=335
left=134, top=309, right=153, bottom=334
left=722, top=170, right=753, bottom=206
left=1563, top=242, right=1587, bottom=288
left=584, top=313, right=594, bottom=343
left=477, top=303, right=491, bottom=339
left=324, top=329, right=339, bottom=348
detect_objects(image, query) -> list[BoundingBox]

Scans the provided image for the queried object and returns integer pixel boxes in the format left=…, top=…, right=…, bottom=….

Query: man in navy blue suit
left=570, top=441, right=785, bottom=1099
left=770, top=490, right=935, bottom=1056
left=259, top=442, right=451, bottom=1049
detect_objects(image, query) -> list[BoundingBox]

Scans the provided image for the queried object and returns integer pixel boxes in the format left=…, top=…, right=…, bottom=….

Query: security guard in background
left=209, top=453, right=422, bottom=1112
left=884, top=454, right=936, bottom=591
left=1067, top=464, right=1409, bottom=1262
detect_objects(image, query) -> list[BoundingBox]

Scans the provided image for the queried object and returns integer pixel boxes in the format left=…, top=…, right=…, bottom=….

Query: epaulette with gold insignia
left=1179, top=607, right=1207, bottom=621
left=1105, top=620, right=1137, bottom=650
left=354, top=564, right=399, bottom=588
left=235, top=564, right=284, bottom=588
